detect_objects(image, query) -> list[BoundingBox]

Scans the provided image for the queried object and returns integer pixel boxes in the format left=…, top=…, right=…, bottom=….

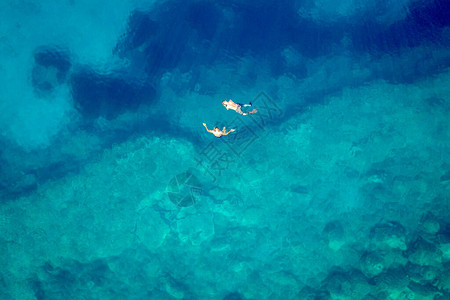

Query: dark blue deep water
left=1, top=0, right=450, bottom=299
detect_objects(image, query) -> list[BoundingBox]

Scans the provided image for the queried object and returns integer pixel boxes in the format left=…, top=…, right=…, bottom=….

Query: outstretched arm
left=223, top=129, right=236, bottom=135
left=202, top=123, right=212, bottom=133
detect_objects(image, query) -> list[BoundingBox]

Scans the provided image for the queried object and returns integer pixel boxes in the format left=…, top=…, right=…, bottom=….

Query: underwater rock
left=437, top=268, right=450, bottom=293
left=323, top=269, right=373, bottom=299
left=440, top=170, right=450, bottom=185
left=116, top=10, right=159, bottom=53
left=396, top=288, right=416, bottom=300
left=384, top=248, right=409, bottom=269
left=348, top=271, right=374, bottom=299
left=408, top=281, right=441, bottom=300
left=185, top=1, right=222, bottom=40
left=323, top=220, right=346, bottom=251
left=163, top=275, right=187, bottom=299
left=374, top=267, right=410, bottom=298
left=176, top=212, right=214, bottom=246
left=439, top=243, right=450, bottom=263
left=160, top=70, right=193, bottom=96
left=166, top=170, right=202, bottom=207
left=419, top=212, right=441, bottom=238
left=360, top=252, right=385, bottom=278
left=5, top=171, right=38, bottom=197
left=265, top=271, right=302, bottom=299
left=32, top=46, right=71, bottom=95
left=135, top=206, right=170, bottom=249
left=406, top=263, right=439, bottom=286
left=115, top=6, right=196, bottom=78
left=424, top=96, right=447, bottom=109
left=364, top=168, right=389, bottom=185
left=240, top=272, right=272, bottom=299
left=323, top=270, right=349, bottom=298
left=70, top=67, right=156, bottom=119
left=407, top=237, right=443, bottom=267
left=296, top=286, right=321, bottom=300
left=362, top=294, right=383, bottom=300
left=437, top=223, right=450, bottom=262
left=370, top=221, right=408, bottom=251
left=222, top=292, right=243, bottom=300
left=34, top=260, right=122, bottom=299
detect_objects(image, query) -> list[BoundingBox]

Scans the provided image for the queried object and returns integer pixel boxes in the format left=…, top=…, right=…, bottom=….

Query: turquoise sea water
left=1, top=0, right=450, bottom=299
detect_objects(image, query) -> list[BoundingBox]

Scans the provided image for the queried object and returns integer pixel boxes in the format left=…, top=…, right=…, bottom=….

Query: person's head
left=222, top=100, right=226, bottom=106
left=214, top=127, right=219, bottom=131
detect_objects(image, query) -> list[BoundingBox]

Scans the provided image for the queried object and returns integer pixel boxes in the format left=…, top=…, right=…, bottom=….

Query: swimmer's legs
left=237, top=105, right=257, bottom=115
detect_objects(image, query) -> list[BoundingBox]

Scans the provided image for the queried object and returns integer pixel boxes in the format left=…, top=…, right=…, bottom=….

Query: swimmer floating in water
left=222, top=99, right=258, bottom=115
left=203, top=123, right=235, bottom=138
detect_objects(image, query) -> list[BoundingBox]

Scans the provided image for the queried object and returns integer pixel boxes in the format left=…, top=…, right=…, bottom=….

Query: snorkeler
left=222, top=99, right=258, bottom=115
left=202, top=123, right=235, bottom=138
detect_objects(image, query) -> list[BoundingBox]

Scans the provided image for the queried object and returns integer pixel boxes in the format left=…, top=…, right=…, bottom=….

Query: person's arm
left=223, top=129, right=235, bottom=135
left=203, top=123, right=212, bottom=133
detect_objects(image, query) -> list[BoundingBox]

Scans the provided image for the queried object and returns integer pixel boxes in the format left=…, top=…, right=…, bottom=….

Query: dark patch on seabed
left=3, top=0, right=449, bottom=200
left=32, top=46, right=71, bottom=95
left=116, top=0, right=450, bottom=82
left=70, top=67, right=156, bottom=120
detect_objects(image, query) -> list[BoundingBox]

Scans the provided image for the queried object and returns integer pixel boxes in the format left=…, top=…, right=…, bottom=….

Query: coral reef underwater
left=305, top=216, right=450, bottom=299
